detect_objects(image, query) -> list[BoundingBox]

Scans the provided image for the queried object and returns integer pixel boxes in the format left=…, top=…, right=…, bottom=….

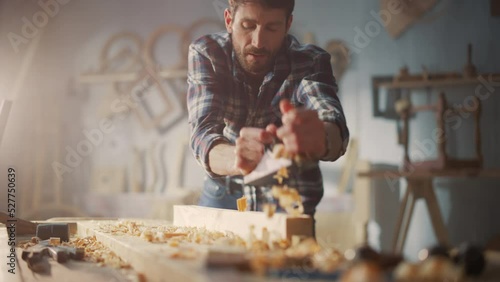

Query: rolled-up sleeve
left=295, top=52, right=350, bottom=159
left=187, top=43, right=229, bottom=177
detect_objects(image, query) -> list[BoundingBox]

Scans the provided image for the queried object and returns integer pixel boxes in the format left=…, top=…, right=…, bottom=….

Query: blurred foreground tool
left=22, top=238, right=84, bottom=273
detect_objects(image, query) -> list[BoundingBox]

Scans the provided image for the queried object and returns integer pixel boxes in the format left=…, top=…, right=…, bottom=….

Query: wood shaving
left=271, top=185, right=304, bottom=217
left=237, top=195, right=247, bottom=211
left=98, top=221, right=247, bottom=248
left=263, top=203, right=276, bottom=218
left=312, top=248, right=344, bottom=273
left=67, top=236, right=131, bottom=269
left=273, top=166, right=289, bottom=184
left=285, top=237, right=322, bottom=258
left=269, top=143, right=305, bottom=217
left=272, top=144, right=286, bottom=159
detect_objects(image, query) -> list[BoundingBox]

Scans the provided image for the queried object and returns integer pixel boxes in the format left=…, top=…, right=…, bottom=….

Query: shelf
left=371, top=72, right=500, bottom=119
left=358, top=168, right=500, bottom=179
left=376, top=73, right=500, bottom=90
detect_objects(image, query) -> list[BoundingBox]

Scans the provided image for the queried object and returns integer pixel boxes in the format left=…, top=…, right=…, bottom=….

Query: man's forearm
left=208, top=142, right=239, bottom=176
left=322, top=122, right=344, bottom=161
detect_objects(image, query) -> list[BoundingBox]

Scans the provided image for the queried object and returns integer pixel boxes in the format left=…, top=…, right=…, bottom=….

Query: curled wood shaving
left=271, top=185, right=304, bottom=217
left=237, top=195, right=247, bottom=211
left=312, top=248, right=344, bottom=273
left=263, top=203, right=277, bottom=218
left=272, top=144, right=286, bottom=159
left=269, top=144, right=305, bottom=217
left=273, top=166, right=289, bottom=184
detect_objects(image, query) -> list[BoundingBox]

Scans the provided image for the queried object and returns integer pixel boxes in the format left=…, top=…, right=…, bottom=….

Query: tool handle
left=58, top=245, right=85, bottom=260
left=47, top=247, right=69, bottom=263
left=0, top=211, right=37, bottom=235
left=70, top=247, right=85, bottom=260
left=22, top=245, right=49, bottom=261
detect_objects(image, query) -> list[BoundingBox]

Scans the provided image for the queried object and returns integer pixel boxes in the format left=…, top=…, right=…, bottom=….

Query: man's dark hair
left=228, top=0, right=295, bottom=21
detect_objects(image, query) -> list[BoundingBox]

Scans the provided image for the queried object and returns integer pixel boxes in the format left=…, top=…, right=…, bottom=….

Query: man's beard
left=234, top=41, right=276, bottom=77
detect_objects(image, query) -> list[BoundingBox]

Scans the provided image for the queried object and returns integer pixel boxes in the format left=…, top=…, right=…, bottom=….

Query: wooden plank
left=77, top=220, right=207, bottom=282
left=173, top=205, right=313, bottom=241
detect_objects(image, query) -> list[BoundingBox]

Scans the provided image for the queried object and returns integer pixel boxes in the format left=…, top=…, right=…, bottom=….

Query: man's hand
left=276, top=99, right=326, bottom=159
left=235, top=127, right=275, bottom=175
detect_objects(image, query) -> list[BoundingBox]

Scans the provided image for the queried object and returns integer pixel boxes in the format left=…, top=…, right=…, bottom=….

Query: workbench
left=0, top=205, right=500, bottom=282
left=0, top=217, right=331, bottom=282
left=3, top=218, right=500, bottom=281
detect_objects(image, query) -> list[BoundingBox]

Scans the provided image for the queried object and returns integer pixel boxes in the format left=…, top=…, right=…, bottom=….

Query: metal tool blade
left=243, top=150, right=292, bottom=187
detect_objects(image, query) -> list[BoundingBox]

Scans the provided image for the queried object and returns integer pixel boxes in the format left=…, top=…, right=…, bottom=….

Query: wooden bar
left=173, top=205, right=313, bottom=241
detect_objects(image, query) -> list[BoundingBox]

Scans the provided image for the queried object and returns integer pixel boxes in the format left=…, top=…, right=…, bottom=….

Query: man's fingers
left=279, top=99, right=295, bottom=114
left=235, top=149, right=261, bottom=175
left=262, top=126, right=276, bottom=143
left=266, top=124, right=278, bottom=135
left=276, top=124, right=292, bottom=140
left=240, top=127, right=274, bottom=144
left=282, top=110, right=296, bottom=125
left=276, top=122, right=323, bottom=155
left=235, top=137, right=264, bottom=152
left=282, top=109, right=318, bottom=125
left=235, top=144, right=263, bottom=160
left=276, top=125, right=299, bottom=153
left=234, top=136, right=265, bottom=174
left=235, top=155, right=253, bottom=175
left=240, top=127, right=263, bottom=139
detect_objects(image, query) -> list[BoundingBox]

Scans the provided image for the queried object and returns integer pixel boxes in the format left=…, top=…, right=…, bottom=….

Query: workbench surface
left=2, top=220, right=500, bottom=282
left=0, top=220, right=335, bottom=282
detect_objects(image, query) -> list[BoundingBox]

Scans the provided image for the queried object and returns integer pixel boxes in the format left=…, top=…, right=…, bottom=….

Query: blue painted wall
left=293, top=0, right=500, bottom=259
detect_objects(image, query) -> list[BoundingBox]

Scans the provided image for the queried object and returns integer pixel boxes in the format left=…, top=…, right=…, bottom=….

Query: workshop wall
left=294, top=0, right=500, bottom=259
left=1, top=0, right=499, bottom=260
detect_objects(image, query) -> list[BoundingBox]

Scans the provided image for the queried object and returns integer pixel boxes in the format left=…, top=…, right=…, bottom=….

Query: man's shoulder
left=190, top=31, right=232, bottom=55
left=286, top=35, right=330, bottom=64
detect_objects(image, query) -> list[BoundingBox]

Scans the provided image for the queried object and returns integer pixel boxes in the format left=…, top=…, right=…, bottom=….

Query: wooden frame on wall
left=492, top=0, right=500, bottom=16
left=371, top=76, right=402, bottom=119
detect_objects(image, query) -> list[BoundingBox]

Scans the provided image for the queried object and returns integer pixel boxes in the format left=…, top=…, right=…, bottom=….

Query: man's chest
left=224, top=78, right=294, bottom=123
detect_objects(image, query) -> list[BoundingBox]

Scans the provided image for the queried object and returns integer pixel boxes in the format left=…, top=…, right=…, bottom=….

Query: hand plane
left=243, top=149, right=292, bottom=187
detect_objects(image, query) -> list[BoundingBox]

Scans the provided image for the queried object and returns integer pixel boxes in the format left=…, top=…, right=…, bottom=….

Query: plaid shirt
left=187, top=32, right=349, bottom=214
